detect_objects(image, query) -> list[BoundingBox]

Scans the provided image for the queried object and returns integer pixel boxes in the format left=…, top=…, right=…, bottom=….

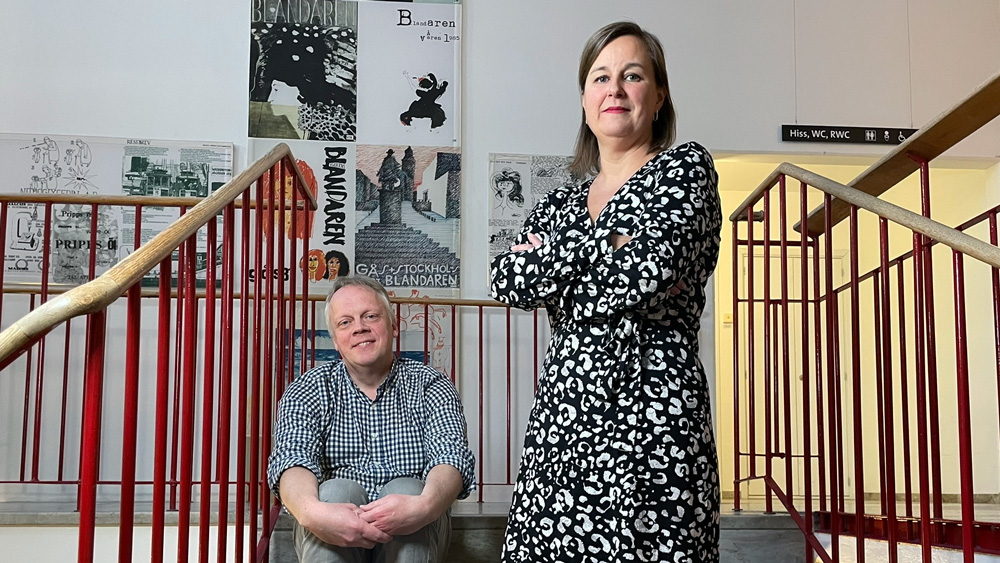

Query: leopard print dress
left=490, top=142, right=722, bottom=562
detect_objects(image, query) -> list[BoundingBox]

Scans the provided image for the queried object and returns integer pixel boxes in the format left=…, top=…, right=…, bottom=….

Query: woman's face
left=496, top=179, right=513, bottom=196
left=327, top=257, right=341, bottom=278
left=307, top=254, right=320, bottom=275
left=581, top=35, right=665, bottom=150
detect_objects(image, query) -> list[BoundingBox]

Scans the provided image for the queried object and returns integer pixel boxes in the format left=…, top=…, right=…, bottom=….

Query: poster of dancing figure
left=356, top=2, right=461, bottom=146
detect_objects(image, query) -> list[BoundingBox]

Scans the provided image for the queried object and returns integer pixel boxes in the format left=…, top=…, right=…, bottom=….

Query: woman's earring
left=654, top=110, right=659, bottom=122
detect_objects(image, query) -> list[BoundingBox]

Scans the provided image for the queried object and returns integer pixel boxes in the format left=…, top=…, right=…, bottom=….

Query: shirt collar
left=339, top=356, right=399, bottom=402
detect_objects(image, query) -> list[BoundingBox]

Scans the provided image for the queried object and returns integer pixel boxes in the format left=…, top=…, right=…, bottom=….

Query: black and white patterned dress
left=490, top=142, right=722, bottom=562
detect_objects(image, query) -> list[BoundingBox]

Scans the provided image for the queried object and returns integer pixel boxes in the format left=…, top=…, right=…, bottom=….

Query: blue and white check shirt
left=267, top=357, right=476, bottom=502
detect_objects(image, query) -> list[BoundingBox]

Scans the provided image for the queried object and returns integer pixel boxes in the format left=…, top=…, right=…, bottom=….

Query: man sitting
left=267, top=275, right=475, bottom=563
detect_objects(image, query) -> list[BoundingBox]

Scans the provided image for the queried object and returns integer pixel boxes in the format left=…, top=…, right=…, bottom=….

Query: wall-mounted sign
left=781, top=124, right=918, bottom=145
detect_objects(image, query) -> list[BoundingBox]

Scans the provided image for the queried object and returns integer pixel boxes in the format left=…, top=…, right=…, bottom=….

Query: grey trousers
left=293, top=478, right=451, bottom=563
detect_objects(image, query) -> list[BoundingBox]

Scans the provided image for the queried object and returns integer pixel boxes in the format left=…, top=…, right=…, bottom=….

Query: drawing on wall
left=399, top=71, right=448, bottom=129
left=250, top=0, right=359, bottom=141
left=0, top=133, right=233, bottom=286
left=356, top=1, right=461, bottom=146
left=354, top=145, right=460, bottom=290
left=490, top=167, right=525, bottom=217
left=260, top=157, right=319, bottom=241
left=487, top=153, right=574, bottom=282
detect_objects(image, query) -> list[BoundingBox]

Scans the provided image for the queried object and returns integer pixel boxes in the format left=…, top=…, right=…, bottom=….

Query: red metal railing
left=730, top=163, right=1000, bottom=562
left=0, top=149, right=552, bottom=561
left=0, top=144, right=319, bottom=562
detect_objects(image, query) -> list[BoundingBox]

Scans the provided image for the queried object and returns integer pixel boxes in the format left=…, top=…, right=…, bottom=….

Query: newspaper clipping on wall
left=0, top=133, right=233, bottom=286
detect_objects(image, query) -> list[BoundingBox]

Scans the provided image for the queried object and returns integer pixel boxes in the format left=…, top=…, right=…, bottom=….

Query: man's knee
left=318, top=478, right=369, bottom=505
left=379, top=477, right=424, bottom=497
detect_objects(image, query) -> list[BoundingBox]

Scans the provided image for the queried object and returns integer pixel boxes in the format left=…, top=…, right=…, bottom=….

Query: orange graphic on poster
left=300, top=249, right=325, bottom=282
left=261, top=159, right=317, bottom=240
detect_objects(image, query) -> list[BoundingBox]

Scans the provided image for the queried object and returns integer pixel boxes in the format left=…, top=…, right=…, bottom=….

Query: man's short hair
left=325, top=275, right=396, bottom=327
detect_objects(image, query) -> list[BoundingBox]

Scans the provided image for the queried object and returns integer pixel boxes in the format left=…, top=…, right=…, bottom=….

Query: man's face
left=327, top=285, right=397, bottom=377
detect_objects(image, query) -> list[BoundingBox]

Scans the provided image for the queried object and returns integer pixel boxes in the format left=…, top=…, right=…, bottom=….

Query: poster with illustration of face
left=356, top=2, right=461, bottom=146
left=249, top=138, right=356, bottom=290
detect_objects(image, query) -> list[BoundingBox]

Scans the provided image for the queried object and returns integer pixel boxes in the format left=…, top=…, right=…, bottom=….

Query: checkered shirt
left=267, top=357, right=476, bottom=502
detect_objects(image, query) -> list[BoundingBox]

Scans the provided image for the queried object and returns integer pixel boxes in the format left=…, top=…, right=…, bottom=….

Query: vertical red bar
left=262, top=163, right=279, bottom=535
left=746, top=207, right=756, bottom=483
left=77, top=203, right=101, bottom=506
left=276, top=159, right=288, bottom=396
left=799, top=181, right=813, bottom=563
left=896, top=265, right=913, bottom=518
left=177, top=235, right=200, bottom=563
left=911, top=233, right=933, bottom=562
left=30, top=203, right=55, bottom=481
left=311, top=300, right=318, bottom=369
left=171, top=207, right=190, bottom=511
left=118, top=204, right=144, bottom=562
left=811, top=239, right=826, bottom=513
left=248, top=171, right=267, bottom=552
left=77, top=309, right=107, bottom=563
left=395, top=302, right=402, bottom=356
left=506, top=306, right=512, bottom=485
left=762, top=189, right=773, bottom=514
left=823, top=195, right=839, bottom=561
left=991, top=212, right=1000, bottom=480
left=848, top=206, right=865, bottom=563
left=872, top=271, right=888, bottom=517
left=21, top=294, right=33, bottom=481
left=216, top=204, right=236, bottom=563
left=778, top=177, right=793, bottom=502
left=235, top=189, right=253, bottom=563
left=913, top=156, right=943, bottom=519
left=199, top=218, right=219, bottom=563
left=951, top=251, right=975, bottom=563
left=288, top=168, right=299, bottom=384
left=152, top=256, right=173, bottom=563
left=731, top=218, right=742, bottom=512
left=451, top=304, right=457, bottom=384
left=532, top=309, right=539, bottom=391
left=477, top=305, right=484, bottom=503
left=424, top=304, right=431, bottom=365
left=879, top=219, right=899, bottom=563
left=58, top=317, right=72, bottom=481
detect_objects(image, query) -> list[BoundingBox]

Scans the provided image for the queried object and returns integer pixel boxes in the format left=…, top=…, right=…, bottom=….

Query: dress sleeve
left=489, top=185, right=603, bottom=310
left=570, top=143, right=722, bottom=318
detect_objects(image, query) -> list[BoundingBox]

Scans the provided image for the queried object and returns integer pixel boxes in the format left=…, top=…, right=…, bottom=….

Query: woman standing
left=490, top=21, right=722, bottom=562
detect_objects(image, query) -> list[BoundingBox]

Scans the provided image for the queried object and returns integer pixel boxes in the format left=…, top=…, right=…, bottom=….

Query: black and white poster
left=250, top=0, right=359, bottom=142
left=0, top=133, right=233, bottom=285
left=487, top=153, right=573, bottom=278
left=356, top=2, right=461, bottom=146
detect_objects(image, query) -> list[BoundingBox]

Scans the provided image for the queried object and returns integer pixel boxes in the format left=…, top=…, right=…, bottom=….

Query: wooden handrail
left=728, top=162, right=1000, bottom=270
left=0, top=143, right=316, bottom=364
left=801, top=69, right=1000, bottom=236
